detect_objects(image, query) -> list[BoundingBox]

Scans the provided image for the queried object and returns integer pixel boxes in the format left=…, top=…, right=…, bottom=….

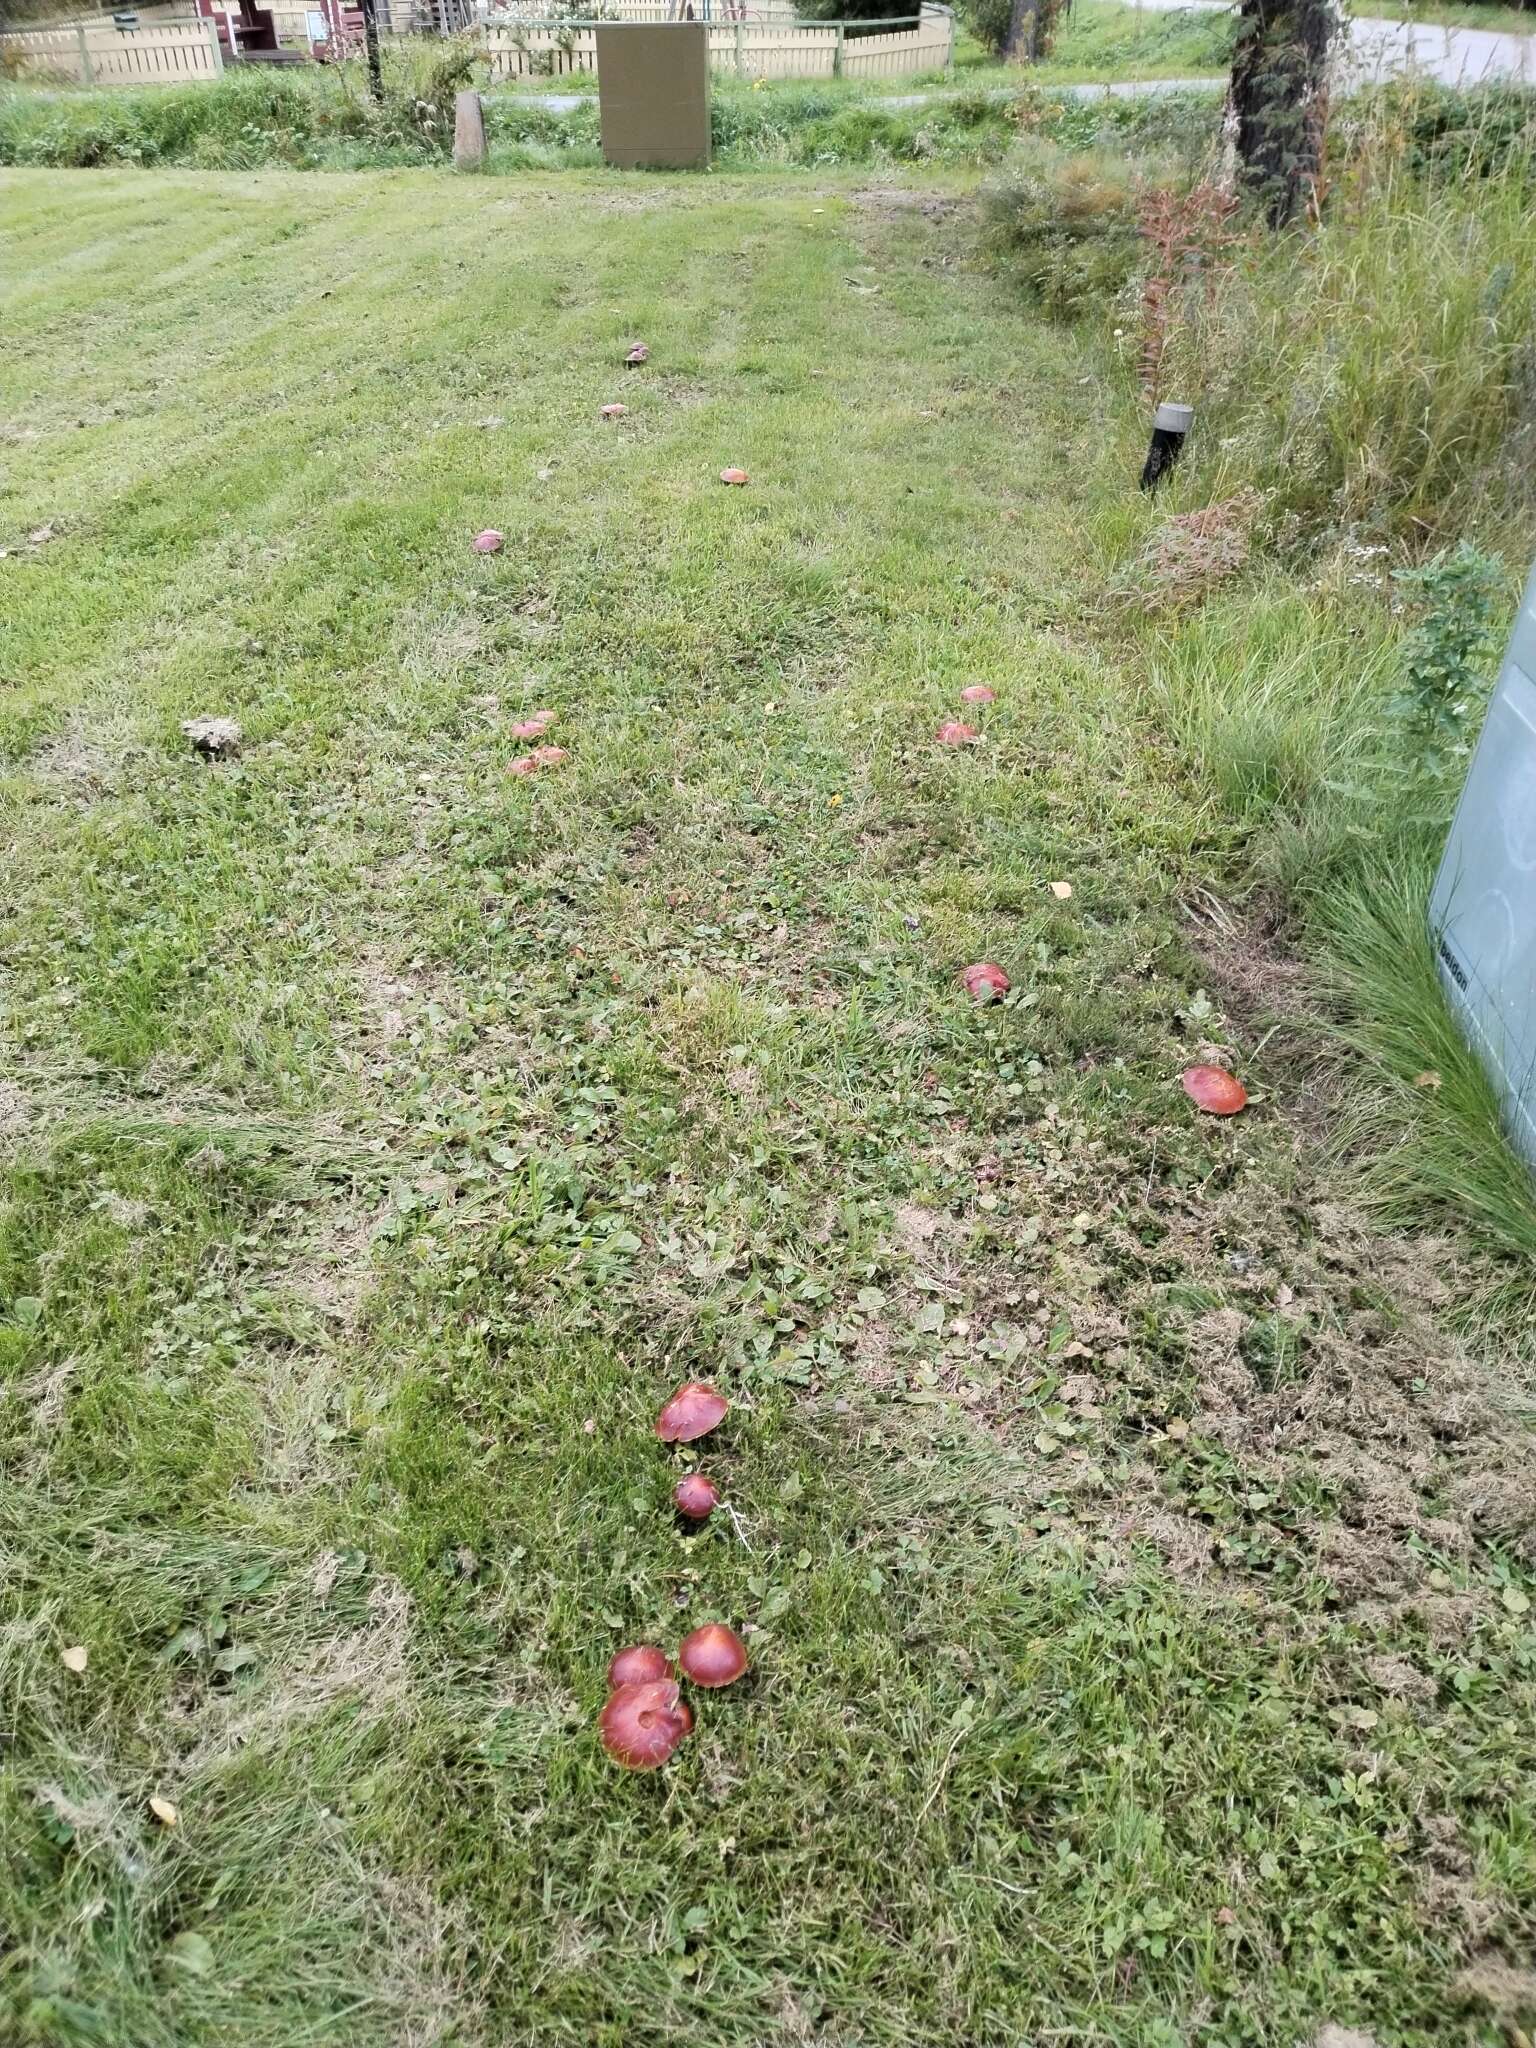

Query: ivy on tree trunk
left=1228, top=0, right=1338, bottom=227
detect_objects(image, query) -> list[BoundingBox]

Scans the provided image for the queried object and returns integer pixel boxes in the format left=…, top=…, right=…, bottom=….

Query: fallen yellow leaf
left=149, top=1796, right=179, bottom=1828
left=1049, top=880, right=1073, bottom=900
left=60, top=1645, right=89, bottom=1674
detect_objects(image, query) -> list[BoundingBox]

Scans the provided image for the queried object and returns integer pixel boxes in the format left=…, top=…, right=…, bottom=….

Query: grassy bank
left=0, top=6, right=1236, bottom=176
left=0, top=60, right=1031, bottom=169
left=0, top=66, right=1224, bottom=175
left=4, top=123, right=1536, bottom=2048
left=1033, top=0, right=1235, bottom=80
left=984, top=76, right=1536, bottom=1319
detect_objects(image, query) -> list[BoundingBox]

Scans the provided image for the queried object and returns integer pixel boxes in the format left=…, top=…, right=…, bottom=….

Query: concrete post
left=453, top=88, right=487, bottom=169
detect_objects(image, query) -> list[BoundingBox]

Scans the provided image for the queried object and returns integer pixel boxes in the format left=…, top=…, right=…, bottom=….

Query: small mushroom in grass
left=625, top=343, right=650, bottom=365
left=472, top=529, right=504, bottom=555
left=655, top=1382, right=728, bottom=1443
left=600, top=1679, right=693, bottom=1769
left=1182, top=1064, right=1248, bottom=1116
left=960, top=685, right=997, bottom=705
left=674, top=1473, right=721, bottom=1521
left=962, top=962, right=1010, bottom=1003
left=937, top=720, right=980, bottom=748
left=607, top=1644, right=673, bottom=1689
left=511, top=715, right=553, bottom=740
left=678, top=1623, right=748, bottom=1690
left=719, top=468, right=749, bottom=487
left=531, top=744, right=569, bottom=767
left=600, top=403, right=628, bottom=420
left=509, top=754, right=538, bottom=777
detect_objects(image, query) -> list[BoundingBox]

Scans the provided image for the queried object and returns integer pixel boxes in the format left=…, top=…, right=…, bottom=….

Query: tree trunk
left=1228, top=0, right=1338, bottom=227
left=360, top=0, right=383, bottom=102
left=1002, top=0, right=1042, bottom=62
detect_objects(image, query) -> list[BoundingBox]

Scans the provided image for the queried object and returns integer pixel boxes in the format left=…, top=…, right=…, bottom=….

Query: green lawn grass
left=3, top=164, right=1535, bottom=2048
left=1035, top=0, right=1236, bottom=80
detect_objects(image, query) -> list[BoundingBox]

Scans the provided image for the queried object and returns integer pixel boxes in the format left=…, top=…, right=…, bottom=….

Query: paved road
left=1129, top=0, right=1536, bottom=86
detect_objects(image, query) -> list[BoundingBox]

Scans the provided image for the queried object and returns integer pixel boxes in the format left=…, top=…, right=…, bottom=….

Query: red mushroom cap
left=678, top=1623, right=749, bottom=1690
left=472, top=529, right=504, bottom=555
left=720, top=468, right=749, bottom=486
left=607, top=1644, right=673, bottom=1690
left=937, top=721, right=980, bottom=747
left=960, top=685, right=997, bottom=705
left=674, top=1473, right=721, bottom=1521
left=962, top=962, right=1010, bottom=1003
left=599, top=1679, right=693, bottom=1769
left=1181, top=1064, right=1248, bottom=1116
left=655, top=1382, right=729, bottom=1443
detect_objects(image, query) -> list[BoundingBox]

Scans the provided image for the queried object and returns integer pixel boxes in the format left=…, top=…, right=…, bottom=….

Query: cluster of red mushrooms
left=599, top=1379, right=748, bottom=1771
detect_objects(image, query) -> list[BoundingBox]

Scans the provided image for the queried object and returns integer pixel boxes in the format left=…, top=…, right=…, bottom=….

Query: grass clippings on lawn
left=2, top=164, right=1534, bottom=2048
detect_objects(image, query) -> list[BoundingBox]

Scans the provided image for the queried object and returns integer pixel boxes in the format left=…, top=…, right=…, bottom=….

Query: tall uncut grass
left=0, top=60, right=1020, bottom=169
left=1192, top=170, right=1536, bottom=548
left=1122, top=91, right=1536, bottom=1327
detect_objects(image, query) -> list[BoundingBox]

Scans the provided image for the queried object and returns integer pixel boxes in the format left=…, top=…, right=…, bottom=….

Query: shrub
left=983, top=136, right=1164, bottom=315
left=793, top=98, right=1013, bottom=163
left=0, top=69, right=1014, bottom=172
left=1388, top=543, right=1504, bottom=778
left=958, top=0, right=1066, bottom=59
left=1036, top=83, right=1222, bottom=159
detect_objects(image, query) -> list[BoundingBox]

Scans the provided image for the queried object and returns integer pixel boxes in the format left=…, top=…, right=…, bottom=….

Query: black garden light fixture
left=1139, top=400, right=1194, bottom=494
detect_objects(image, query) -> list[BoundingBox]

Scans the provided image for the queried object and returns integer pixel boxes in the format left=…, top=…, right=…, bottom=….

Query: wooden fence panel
left=0, top=18, right=222, bottom=79
left=0, top=26, right=81, bottom=77
left=484, top=22, right=598, bottom=78
left=841, top=16, right=950, bottom=75
left=93, top=24, right=223, bottom=78
left=3, top=3, right=947, bottom=85
left=713, top=24, right=837, bottom=75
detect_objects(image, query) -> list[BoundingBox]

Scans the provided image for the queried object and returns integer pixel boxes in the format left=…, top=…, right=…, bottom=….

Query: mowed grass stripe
left=2, top=167, right=1534, bottom=2048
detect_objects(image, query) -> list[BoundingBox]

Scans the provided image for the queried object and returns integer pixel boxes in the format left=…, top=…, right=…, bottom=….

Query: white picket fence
left=0, top=16, right=224, bottom=79
left=843, top=11, right=952, bottom=76
left=0, top=0, right=951, bottom=84
left=485, top=5, right=952, bottom=81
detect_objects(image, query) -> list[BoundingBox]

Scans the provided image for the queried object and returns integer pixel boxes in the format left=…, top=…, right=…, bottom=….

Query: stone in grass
left=182, top=715, right=243, bottom=759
